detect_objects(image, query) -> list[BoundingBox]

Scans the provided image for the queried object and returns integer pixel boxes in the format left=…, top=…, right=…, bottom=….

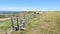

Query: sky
left=0, top=0, right=60, bottom=11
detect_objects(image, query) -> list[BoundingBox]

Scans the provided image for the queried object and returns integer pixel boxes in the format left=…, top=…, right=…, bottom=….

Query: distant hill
left=0, top=11, right=21, bottom=14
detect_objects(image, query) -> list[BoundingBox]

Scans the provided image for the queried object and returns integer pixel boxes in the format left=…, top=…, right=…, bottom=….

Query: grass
left=0, top=11, right=60, bottom=34
left=0, top=20, right=11, bottom=34
left=0, top=18, right=17, bottom=34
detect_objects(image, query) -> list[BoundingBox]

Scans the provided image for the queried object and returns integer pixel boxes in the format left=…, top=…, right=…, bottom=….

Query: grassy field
left=0, top=11, right=60, bottom=34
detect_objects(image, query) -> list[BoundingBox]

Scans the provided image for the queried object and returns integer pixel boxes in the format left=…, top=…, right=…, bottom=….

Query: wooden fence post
left=15, top=17, right=21, bottom=31
left=20, top=15, right=26, bottom=31
left=15, top=17, right=19, bottom=31
left=17, top=17, right=19, bottom=28
left=22, top=15, right=26, bottom=28
left=11, top=16, right=15, bottom=30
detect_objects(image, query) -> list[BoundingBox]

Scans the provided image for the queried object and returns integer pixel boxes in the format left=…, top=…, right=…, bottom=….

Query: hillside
left=11, top=11, right=60, bottom=34
left=0, top=11, right=60, bottom=34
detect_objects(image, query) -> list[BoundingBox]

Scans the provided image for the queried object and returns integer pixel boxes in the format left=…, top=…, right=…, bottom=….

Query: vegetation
left=0, top=11, right=60, bottom=34
left=0, top=15, right=7, bottom=18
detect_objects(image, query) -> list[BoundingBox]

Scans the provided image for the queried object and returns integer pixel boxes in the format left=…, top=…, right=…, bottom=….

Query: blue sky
left=0, top=0, right=60, bottom=11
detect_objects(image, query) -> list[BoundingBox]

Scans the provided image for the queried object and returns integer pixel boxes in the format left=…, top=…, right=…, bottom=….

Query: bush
left=0, top=15, right=7, bottom=18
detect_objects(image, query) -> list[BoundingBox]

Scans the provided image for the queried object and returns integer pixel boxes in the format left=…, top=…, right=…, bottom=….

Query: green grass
left=0, top=18, right=17, bottom=34
left=0, top=20, right=11, bottom=34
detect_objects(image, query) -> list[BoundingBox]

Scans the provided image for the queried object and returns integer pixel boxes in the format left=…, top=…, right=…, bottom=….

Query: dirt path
left=0, top=18, right=11, bottom=21
left=3, top=29, right=12, bottom=34
left=7, top=29, right=12, bottom=34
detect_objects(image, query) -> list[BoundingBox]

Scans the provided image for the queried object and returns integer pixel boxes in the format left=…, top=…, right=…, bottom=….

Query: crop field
left=0, top=11, right=60, bottom=34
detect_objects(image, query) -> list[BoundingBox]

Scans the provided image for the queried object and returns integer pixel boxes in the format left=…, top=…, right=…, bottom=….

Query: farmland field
left=0, top=11, right=60, bottom=34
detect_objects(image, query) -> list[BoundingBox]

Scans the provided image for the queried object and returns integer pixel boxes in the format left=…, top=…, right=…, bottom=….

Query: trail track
left=0, top=18, right=11, bottom=21
left=7, top=29, right=12, bottom=34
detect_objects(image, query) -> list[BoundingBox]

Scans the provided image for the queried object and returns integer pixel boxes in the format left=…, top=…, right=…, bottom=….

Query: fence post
left=11, top=16, right=15, bottom=30
left=20, top=15, right=26, bottom=31
left=17, top=17, right=19, bottom=28
left=15, top=17, right=19, bottom=31
left=23, top=15, right=26, bottom=28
